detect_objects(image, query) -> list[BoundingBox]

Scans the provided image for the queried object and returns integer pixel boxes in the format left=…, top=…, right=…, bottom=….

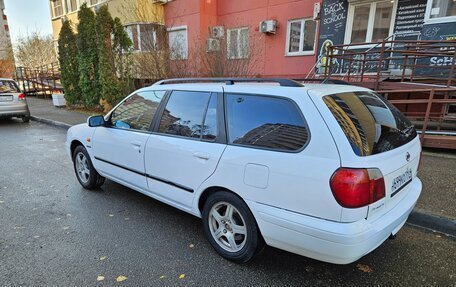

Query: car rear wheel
left=22, top=116, right=30, bottom=123
left=73, top=145, right=105, bottom=190
left=202, top=191, right=265, bottom=263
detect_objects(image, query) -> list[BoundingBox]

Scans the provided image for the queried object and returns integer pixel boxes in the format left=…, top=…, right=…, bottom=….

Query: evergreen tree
left=95, top=5, right=120, bottom=107
left=58, top=20, right=81, bottom=105
left=112, top=17, right=134, bottom=96
left=77, top=3, right=99, bottom=108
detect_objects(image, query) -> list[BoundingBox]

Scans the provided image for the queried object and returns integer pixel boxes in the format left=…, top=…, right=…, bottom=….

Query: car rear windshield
left=323, top=91, right=417, bottom=156
left=0, top=80, right=20, bottom=93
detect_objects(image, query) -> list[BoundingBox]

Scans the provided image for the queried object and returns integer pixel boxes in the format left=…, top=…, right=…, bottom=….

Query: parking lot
left=0, top=120, right=455, bottom=286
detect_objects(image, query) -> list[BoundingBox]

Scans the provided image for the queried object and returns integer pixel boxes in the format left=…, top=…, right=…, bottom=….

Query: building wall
left=0, top=0, right=14, bottom=77
left=50, top=0, right=164, bottom=42
left=164, top=0, right=320, bottom=78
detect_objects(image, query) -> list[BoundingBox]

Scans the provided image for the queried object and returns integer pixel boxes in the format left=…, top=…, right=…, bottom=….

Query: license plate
left=391, top=168, right=412, bottom=197
left=0, top=95, right=13, bottom=101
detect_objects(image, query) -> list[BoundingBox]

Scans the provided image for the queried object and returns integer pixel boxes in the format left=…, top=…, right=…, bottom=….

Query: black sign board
left=393, top=0, right=427, bottom=41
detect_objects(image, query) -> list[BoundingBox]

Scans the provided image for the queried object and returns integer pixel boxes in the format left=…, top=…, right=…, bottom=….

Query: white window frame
left=125, top=22, right=163, bottom=53
left=344, top=0, right=398, bottom=48
left=424, top=0, right=456, bottom=24
left=285, top=18, right=317, bottom=56
left=167, top=25, right=188, bottom=60
left=227, top=27, right=249, bottom=60
left=65, top=0, right=79, bottom=13
left=51, top=0, right=64, bottom=19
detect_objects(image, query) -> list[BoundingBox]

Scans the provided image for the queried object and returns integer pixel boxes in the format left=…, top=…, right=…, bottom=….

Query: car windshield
left=0, top=80, right=20, bottom=93
left=323, top=91, right=417, bottom=156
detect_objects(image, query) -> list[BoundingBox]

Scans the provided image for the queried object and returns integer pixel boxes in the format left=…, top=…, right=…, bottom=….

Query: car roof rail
left=293, top=78, right=351, bottom=85
left=154, top=78, right=304, bottom=87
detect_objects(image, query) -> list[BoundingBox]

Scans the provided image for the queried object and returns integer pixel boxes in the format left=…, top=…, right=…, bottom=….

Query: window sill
left=285, top=51, right=315, bottom=57
left=424, top=16, right=456, bottom=25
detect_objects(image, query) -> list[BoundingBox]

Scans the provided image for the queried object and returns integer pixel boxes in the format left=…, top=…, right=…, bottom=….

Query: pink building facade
left=164, top=0, right=321, bottom=78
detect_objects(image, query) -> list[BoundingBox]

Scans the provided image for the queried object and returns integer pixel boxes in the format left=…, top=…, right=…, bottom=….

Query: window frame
left=65, top=0, right=78, bottom=13
left=344, top=0, right=398, bottom=47
left=285, top=18, right=317, bottom=57
left=227, top=27, right=249, bottom=60
left=224, top=92, right=311, bottom=153
left=51, top=0, right=64, bottom=19
left=167, top=25, right=189, bottom=60
left=106, top=90, right=169, bottom=134
left=125, top=22, right=164, bottom=53
left=424, top=0, right=456, bottom=24
left=152, top=90, right=227, bottom=144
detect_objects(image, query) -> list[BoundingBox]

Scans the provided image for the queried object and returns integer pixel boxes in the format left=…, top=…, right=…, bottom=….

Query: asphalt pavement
left=0, top=119, right=455, bottom=286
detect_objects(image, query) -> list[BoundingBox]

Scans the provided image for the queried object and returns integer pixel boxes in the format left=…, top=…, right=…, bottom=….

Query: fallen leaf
left=356, top=263, right=373, bottom=273
left=189, top=244, right=195, bottom=248
left=63, top=226, right=69, bottom=230
left=159, top=275, right=167, bottom=279
left=33, top=235, right=40, bottom=239
left=97, top=275, right=105, bottom=281
left=0, top=201, right=4, bottom=203
left=179, top=274, right=185, bottom=279
left=99, top=256, right=107, bottom=261
left=124, top=217, right=130, bottom=221
left=116, top=275, right=128, bottom=282
left=109, top=214, right=114, bottom=217
left=436, top=234, right=442, bottom=238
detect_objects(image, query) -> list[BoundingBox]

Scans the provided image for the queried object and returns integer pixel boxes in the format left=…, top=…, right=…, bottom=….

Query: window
left=89, top=0, right=101, bottom=5
left=227, top=27, right=249, bottom=59
left=51, top=0, right=64, bottom=18
left=168, top=26, right=188, bottom=60
left=65, top=0, right=78, bottom=13
left=226, top=94, right=309, bottom=151
left=429, top=0, right=456, bottom=19
left=158, top=91, right=212, bottom=139
left=125, top=23, right=164, bottom=52
left=347, top=1, right=395, bottom=43
left=323, top=92, right=417, bottom=156
left=0, top=80, right=20, bottom=93
left=202, top=94, right=218, bottom=141
left=286, top=19, right=316, bottom=56
left=110, top=91, right=165, bottom=131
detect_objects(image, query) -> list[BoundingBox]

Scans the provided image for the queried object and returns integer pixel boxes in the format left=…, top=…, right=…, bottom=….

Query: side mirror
left=87, top=115, right=106, bottom=127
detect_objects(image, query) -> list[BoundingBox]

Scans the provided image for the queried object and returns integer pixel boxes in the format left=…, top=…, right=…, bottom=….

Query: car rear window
left=0, top=80, right=20, bottom=93
left=323, top=91, right=417, bottom=156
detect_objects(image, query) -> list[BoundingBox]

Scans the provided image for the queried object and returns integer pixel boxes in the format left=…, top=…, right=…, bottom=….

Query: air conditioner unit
left=211, top=26, right=224, bottom=38
left=152, top=0, right=169, bottom=4
left=206, top=38, right=221, bottom=52
left=259, top=20, right=277, bottom=34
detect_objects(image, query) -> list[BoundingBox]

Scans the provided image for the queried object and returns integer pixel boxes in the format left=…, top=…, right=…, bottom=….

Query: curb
left=407, top=210, right=456, bottom=237
left=30, top=115, right=72, bottom=130
left=28, top=114, right=456, bottom=238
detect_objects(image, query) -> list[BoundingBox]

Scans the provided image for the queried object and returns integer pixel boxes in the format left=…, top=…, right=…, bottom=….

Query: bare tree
left=14, top=32, right=58, bottom=69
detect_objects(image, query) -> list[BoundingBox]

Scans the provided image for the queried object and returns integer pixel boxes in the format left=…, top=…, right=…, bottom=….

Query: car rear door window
left=111, top=90, right=165, bottom=131
left=323, top=91, right=417, bottom=156
left=226, top=94, right=309, bottom=151
left=0, top=80, right=20, bottom=93
left=158, top=91, right=211, bottom=139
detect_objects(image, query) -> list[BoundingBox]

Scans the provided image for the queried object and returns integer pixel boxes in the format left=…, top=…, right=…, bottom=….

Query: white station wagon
left=65, top=78, right=422, bottom=264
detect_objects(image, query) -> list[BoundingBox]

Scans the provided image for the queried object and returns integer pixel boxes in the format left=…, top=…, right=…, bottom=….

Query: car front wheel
left=202, top=191, right=265, bottom=263
left=73, top=145, right=105, bottom=190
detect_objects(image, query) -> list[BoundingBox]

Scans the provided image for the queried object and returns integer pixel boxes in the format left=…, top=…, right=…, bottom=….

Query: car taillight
left=18, top=93, right=26, bottom=101
left=330, top=168, right=385, bottom=208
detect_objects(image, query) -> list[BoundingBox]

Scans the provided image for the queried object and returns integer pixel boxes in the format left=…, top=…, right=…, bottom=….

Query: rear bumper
left=247, top=177, right=422, bottom=264
left=0, top=103, right=30, bottom=117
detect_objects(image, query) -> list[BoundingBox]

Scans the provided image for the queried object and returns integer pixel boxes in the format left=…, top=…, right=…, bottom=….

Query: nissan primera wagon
left=66, top=78, right=422, bottom=264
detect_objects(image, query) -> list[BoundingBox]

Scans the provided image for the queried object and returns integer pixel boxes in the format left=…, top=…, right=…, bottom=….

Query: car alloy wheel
left=208, top=201, right=248, bottom=253
left=75, top=151, right=90, bottom=183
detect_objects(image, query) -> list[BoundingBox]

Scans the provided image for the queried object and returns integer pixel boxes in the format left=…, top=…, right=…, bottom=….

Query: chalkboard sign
left=316, top=0, right=349, bottom=73
left=415, top=22, right=456, bottom=77
left=393, top=0, right=427, bottom=41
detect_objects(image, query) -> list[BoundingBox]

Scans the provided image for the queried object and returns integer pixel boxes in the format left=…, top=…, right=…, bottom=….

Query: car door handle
left=193, top=152, right=210, bottom=160
left=131, top=141, right=142, bottom=148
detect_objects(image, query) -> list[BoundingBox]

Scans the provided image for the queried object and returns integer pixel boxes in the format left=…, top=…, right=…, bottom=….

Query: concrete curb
left=407, top=210, right=456, bottom=237
left=30, top=115, right=72, bottom=130
left=29, top=114, right=456, bottom=238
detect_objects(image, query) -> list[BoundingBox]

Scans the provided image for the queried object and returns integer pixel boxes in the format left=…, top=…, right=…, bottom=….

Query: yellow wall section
left=51, top=0, right=164, bottom=41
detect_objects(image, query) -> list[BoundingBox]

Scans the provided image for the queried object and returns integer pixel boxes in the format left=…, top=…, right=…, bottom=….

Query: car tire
left=22, top=116, right=30, bottom=123
left=202, top=191, right=265, bottom=263
left=72, top=145, right=105, bottom=190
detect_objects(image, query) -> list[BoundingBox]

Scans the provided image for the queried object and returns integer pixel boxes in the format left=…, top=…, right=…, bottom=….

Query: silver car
left=0, top=78, right=30, bottom=122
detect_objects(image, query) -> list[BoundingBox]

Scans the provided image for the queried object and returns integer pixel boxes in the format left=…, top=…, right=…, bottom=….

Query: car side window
left=111, top=90, right=166, bottom=131
left=158, top=90, right=211, bottom=139
left=202, top=94, right=218, bottom=141
left=226, top=93, right=309, bottom=151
